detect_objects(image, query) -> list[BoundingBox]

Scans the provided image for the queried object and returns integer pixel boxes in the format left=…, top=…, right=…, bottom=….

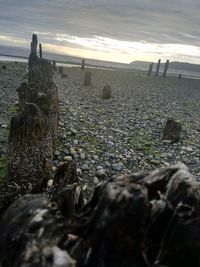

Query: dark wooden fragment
left=83, top=71, right=92, bottom=86
left=147, top=62, right=153, bottom=76
left=59, top=66, right=64, bottom=74
left=163, top=60, right=169, bottom=78
left=155, top=59, right=161, bottom=76
left=81, top=59, right=85, bottom=71
left=163, top=118, right=182, bottom=142
left=102, top=85, right=112, bottom=99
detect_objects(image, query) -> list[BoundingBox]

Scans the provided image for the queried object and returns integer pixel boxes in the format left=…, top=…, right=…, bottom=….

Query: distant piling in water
left=81, top=58, right=85, bottom=71
left=163, top=60, right=169, bottom=78
left=155, top=59, right=161, bottom=76
left=147, top=62, right=153, bottom=76
left=39, top=43, right=42, bottom=59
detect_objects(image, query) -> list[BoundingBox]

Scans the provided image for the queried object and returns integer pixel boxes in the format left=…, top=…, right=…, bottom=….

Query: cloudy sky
left=0, top=0, right=200, bottom=63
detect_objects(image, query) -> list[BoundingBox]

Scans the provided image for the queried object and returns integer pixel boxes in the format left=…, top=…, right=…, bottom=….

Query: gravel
left=1, top=62, right=200, bottom=197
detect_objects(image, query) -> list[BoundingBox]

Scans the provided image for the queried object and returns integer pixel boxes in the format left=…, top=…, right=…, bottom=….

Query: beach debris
left=155, top=58, right=161, bottom=76
left=81, top=58, right=85, bottom=71
left=102, top=85, right=112, bottom=99
left=2, top=65, right=7, bottom=70
left=1, top=163, right=200, bottom=267
left=178, top=74, right=182, bottom=79
left=84, top=71, right=92, bottom=86
left=163, top=118, right=182, bottom=142
left=147, top=62, right=153, bottom=76
left=163, top=59, right=170, bottom=78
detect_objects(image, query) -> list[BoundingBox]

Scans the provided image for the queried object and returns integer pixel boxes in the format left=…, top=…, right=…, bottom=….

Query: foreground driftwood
left=1, top=163, right=200, bottom=267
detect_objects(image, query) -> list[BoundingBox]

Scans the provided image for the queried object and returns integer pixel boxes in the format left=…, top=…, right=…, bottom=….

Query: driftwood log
left=1, top=163, right=200, bottom=267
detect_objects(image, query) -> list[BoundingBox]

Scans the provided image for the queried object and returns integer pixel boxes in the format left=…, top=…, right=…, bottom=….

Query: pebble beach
left=0, top=61, right=200, bottom=196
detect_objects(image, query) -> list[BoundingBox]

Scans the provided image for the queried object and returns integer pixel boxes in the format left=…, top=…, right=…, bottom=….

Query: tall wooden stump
left=102, top=85, right=112, bottom=99
left=6, top=34, right=59, bottom=195
left=7, top=103, right=53, bottom=191
left=163, top=118, right=181, bottom=142
left=147, top=62, right=153, bottom=76
left=59, top=66, right=64, bottom=74
left=163, top=60, right=169, bottom=78
left=84, top=71, right=92, bottom=86
left=52, top=60, right=56, bottom=71
left=81, top=58, right=85, bottom=71
left=155, top=59, right=161, bottom=76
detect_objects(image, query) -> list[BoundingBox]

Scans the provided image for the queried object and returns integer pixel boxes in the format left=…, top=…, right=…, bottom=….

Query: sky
left=0, top=0, right=200, bottom=64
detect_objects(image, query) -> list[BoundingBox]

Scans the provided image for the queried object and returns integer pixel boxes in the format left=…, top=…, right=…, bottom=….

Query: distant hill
left=0, top=45, right=128, bottom=69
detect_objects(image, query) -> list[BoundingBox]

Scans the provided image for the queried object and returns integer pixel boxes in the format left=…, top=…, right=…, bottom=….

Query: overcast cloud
left=0, top=0, right=200, bottom=63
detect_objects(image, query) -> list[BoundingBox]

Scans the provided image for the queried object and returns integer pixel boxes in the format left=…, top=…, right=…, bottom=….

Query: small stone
left=73, top=140, right=79, bottom=145
left=93, top=177, right=99, bottom=184
left=77, top=168, right=82, bottom=176
left=80, top=153, right=86, bottom=160
left=82, top=164, right=89, bottom=171
left=63, top=156, right=72, bottom=161
left=63, top=149, right=69, bottom=155
left=47, top=179, right=53, bottom=187
left=93, top=155, right=99, bottom=160
left=70, top=128, right=78, bottom=135
left=105, top=161, right=111, bottom=167
left=112, top=163, right=123, bottom=172
left=82, top=185, right=88, bottom=191
left=52, top=166, right=57, bottom=172
left=83, top=198, right=88, bottom=205
left=96, top=169, right=106, bottom=178
left=70, top=148, right=77, bottom=156
left=96, top=165, right=103, bottom=170
left=59, top=121, right=64, bottom=127
left=186, top=147, right=193, bottom=152
left=1, top=124, right=8, bottom=129
left=54, top=150, right=60, bottom=156
left=149, top=160, right=160, bottom=166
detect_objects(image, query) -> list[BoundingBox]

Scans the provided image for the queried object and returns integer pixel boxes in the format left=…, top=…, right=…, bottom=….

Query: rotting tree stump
left=1, top=163, right=200, bottom=267
left=163, top=118, right=182, bottom=142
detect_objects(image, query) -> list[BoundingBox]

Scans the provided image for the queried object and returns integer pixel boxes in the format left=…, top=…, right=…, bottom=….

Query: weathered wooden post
left=59, top=66, right=64, bottom=74
left=29, top=34, right=39, bottom=83
left=39, top=43, right=42, bottom=59
left=163, top=59, right=169, bottom=78
left=53, top=60, right=56, bottom=70
left=163, top=118, right=181, bottom=142
left=155, top=59, right=161, bottom=76
left=147, top=62, right=153, bottom=76
left=84, top=71, right=92, bottom=86
left=102, top=85, right=112, bottom=99
left=81, top=58, right=85, bottom=71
